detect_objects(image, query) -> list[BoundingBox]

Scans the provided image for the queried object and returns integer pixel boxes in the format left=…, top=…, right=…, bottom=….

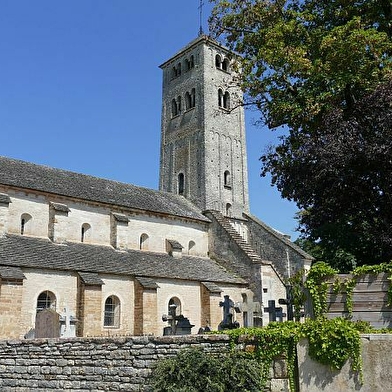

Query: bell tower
left=159, top=35, right=249, bottom=218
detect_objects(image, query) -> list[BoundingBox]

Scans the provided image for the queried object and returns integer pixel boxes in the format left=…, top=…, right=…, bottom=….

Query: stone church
left=0, top=35, right=311, bottom=339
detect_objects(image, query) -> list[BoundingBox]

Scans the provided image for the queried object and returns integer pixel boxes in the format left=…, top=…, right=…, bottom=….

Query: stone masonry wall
left=0, top=335, right=289, bottom=392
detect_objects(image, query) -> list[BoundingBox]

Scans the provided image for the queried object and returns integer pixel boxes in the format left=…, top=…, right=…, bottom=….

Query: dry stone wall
left=0, top=335, right=289, bottom=392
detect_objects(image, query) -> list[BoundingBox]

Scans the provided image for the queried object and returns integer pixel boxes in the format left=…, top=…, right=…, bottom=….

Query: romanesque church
left=0, top=35, right=312, bottom=339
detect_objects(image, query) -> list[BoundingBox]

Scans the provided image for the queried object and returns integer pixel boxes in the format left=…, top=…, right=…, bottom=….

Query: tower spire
left=198, top=0, right=204, bottom=36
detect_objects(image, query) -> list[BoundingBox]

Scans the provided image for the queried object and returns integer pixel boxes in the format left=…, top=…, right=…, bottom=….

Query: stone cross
left=219, top=295, right=234, bottom=325
left=218, top=295, right=240, bottom=330
left=60, top=307, right=77, bottom=338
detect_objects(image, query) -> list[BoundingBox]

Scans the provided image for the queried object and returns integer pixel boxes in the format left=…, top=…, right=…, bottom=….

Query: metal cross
left=198, top=0, right=205, bottom=36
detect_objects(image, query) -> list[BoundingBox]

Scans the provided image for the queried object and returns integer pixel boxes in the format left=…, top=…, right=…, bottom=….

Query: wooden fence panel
left=324, top=273, right=392, bottom=329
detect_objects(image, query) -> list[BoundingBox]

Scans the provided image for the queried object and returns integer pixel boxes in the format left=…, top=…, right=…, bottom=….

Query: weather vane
left=198, top=0, right=204, bottom=36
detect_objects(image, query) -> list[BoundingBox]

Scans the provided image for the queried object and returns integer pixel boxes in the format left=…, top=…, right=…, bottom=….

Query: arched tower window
left=218, top=89, right=230, bottom=109
left=178, top=173, right=185, bottom=195
left=177, top=96, right=182, bottom=113
left=185, top=92, right=191, bottom=110
left=185, top=89, right=196, bottom=110
left=104, top=295, right=121, bottom=327
left=224, top=170, right=231, bottom=188
left=36, top=291, right=56, bottom=312
left=218, top=89, right=224, bottom=107
left=81, top=223, right=91, bottom=243
left=168, top=297, right=181, bottom=317
left=140, top=233, right=149, bottom=250
left=190, top=55, right=195, bottom=68
left=191, top=88, right=196, bottom=108
left=20, top=213, right=32, bottom=235
left=223, top=91, right=230, bottom=109
left=222, top=58, right=230, bottom=72
left=215, top=54, right=222, bottom=69
left=226, top=203, right=232, bottom=217
left=172, top=98, right=178, bottom=117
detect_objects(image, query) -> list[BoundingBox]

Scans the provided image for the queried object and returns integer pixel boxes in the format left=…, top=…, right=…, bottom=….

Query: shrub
left=150, top=347, right=264, bottom=392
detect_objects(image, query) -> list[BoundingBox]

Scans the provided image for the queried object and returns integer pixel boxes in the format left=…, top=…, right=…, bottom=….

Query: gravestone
left=35, top=309, right=60, bottom=338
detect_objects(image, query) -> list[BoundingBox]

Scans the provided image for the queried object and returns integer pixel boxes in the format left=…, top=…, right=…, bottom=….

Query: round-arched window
left=36, top=291, right=56, bottom=312
left=104, top=295, right=121, bottom=327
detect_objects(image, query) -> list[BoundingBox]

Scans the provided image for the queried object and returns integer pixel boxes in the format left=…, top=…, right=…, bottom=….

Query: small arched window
left=226, top=203, right=232, bottom=217
left=218, top=89, right=230, bottom=109
left=20, top=213, right=32, bottom=235
left=223, top=91, right=230, bottom=109
left=178, top=173, right=185, bottom=195
left=188, top=240, right=196, bottom=255
left=185, top=89, right=196, bottom=110
left=81, top=223, right=91, bottom=243
left=191, top=88, right=196, bottom=108
left=140, top=233, right=149, bottom=250
left=222, top=58, right=230, bottom=72
left=36, top=291, right=56, bottom=312
left=215, top=54, right=222, bottom=69
left=172, top=98, right=178, bottom=117
left=185, top=92, right=191, bottom=110
left=168, top=297, right=182, bottom=317
left=218, top=89, right=224, bottom=107
left=177, top=96, right=182, bottom=113
left=224, top=170, right=231, bottom=188
left=104, top=295, right=121, bottom=327
left=190, top=55, right=195, bottom=69
left=177, top=62, right=182, bottom=76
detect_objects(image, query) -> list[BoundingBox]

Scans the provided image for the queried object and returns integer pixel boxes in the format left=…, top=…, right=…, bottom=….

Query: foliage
left=294, top=237, right=357, bottom=272
left=209, top=0, right=392, bottom=268
left=300, top=317, right=363, bottom=378
left=222, top=322, right=299, bottom=391
left=288, top=80, right=392, bottom=268
left=304, top=261, right=338, bottom=318
left=287, top=268, right=306, bottom=321
left=150, top=347, right=264, bottom=392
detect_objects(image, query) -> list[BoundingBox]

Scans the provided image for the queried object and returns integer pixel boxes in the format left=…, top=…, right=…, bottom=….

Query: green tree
left=209, top=0, right=392, bottom=269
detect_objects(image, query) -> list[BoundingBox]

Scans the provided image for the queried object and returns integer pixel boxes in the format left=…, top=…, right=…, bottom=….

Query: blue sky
left=0, top=1, right=299, bottom=239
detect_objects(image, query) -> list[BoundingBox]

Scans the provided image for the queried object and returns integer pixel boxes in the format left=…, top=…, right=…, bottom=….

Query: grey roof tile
left=50, top=202, right=70, bottom=213
left=0, top=266, right=25, bottom=280
left=0, top=193, right=11, bottom=204
left=0, top=156, right=209, bottom=222
left=112, top=213, right=129, bottom=223
left=0, top=234, right=246, bottom=285
left=78, top=272, right=104, bottom=285
left=135, top=277, right=159, bottom=289
left=167, top=239, right=183, bottom=250
left=201, top=281, right=222, bottom=293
